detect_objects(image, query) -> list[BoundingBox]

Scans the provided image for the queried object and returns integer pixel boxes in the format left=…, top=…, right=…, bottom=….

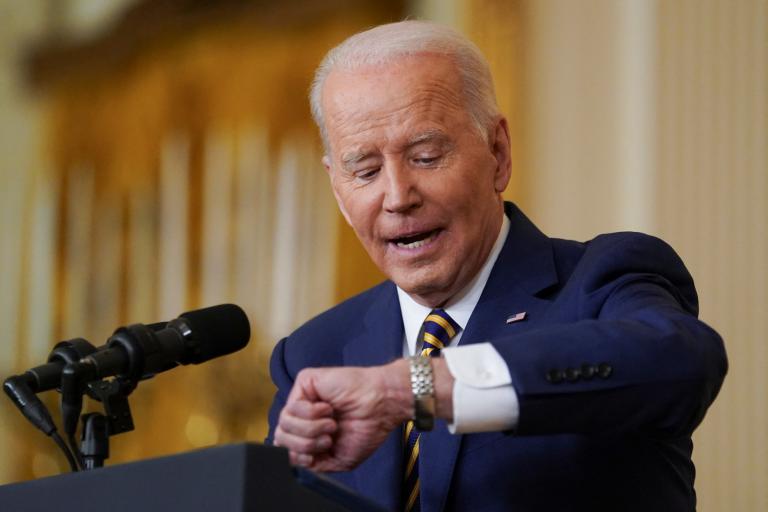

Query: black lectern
left=0, top=443, right=389, bottom=512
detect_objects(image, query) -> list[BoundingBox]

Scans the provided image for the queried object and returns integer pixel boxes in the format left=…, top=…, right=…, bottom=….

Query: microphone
left=4, top=304, right=250, bottom=434
left=26, top=338, right=98, bottom=393
left=80, top=303, right=250, bottom=381
left=60, top=304, right=250, bottom=435
left=3, top=338, right=101, bottom=472
left=3, top=338, right=97, bottom=435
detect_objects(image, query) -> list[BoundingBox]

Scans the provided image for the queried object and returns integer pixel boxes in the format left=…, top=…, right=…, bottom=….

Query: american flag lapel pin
left=506, top=312, right=527, bottom=324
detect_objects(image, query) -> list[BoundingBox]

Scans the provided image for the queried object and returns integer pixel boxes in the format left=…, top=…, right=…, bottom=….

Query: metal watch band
left=408, top=356, right=436, bottom=431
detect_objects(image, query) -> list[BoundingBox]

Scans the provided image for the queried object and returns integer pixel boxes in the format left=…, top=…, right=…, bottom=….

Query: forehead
left=321, top=54, right=470, bottom=156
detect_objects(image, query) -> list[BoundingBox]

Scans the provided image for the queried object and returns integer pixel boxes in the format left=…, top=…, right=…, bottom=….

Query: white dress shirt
left=397, top=214, right=519, bottom=433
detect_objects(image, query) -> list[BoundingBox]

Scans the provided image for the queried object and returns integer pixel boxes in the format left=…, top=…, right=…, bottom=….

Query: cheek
left=440, top=181, right=483, bottom=217
left=342, top=196, right=379, bottom=241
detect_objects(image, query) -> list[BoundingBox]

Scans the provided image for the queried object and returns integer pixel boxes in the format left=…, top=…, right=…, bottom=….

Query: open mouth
left=390, top=229, right=441, bottom=249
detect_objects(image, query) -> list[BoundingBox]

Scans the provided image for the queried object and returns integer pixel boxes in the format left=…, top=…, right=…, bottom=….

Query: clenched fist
left=273, top=357, right=454, bottom=472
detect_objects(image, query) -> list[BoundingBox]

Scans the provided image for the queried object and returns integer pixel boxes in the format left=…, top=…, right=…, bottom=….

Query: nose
left=382, top=163, right=422, bottom=214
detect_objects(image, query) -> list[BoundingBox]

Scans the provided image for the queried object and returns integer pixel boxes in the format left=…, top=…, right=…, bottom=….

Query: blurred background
left=0, top=0, right=764, bottom=509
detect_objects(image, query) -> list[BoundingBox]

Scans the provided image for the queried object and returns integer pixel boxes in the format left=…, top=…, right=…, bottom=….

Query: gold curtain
left=6, top=2, right=402, bottom=482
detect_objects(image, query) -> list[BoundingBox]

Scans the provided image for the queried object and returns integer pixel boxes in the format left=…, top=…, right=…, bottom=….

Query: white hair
left=309, top=20, right=499, bottom=150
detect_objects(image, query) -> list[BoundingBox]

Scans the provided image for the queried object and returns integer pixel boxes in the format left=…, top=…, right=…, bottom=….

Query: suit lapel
left=460, top=203, right=559, bottom=344
left=343, top=283, right=404, bottom=511
left=420, top=203, right=559, bottom=512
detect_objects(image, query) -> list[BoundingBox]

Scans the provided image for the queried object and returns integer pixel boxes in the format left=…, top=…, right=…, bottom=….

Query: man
left=267, top=21, right=727, bottom=512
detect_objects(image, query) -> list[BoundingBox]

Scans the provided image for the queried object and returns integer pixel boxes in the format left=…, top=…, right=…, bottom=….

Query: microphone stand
left=61, top=364, right=138, bottom=470
left=81, top=377, right=137, bottom=469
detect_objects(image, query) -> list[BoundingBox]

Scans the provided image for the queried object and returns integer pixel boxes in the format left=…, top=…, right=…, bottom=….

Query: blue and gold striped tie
left=403, top=309, right=461, bottom=512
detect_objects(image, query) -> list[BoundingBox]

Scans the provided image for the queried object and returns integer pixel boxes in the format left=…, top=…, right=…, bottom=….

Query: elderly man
left=267, top=21, right=726, bottom=512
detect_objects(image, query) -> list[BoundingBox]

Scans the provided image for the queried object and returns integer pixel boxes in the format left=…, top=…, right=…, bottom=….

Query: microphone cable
left=52, top=430, right=80, bottom=472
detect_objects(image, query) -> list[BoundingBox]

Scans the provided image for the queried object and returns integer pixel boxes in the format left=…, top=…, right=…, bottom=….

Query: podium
left=0, top=443, right=388, bottom=512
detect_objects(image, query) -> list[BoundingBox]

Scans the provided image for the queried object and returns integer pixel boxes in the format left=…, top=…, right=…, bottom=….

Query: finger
left=288, top=368, right=319, bottom=402
left=283, top=399, right=334, bottom=420
left=279, top=412, right=337, bottom=438
left=274, top=426, right=334, bottom=455
left=307, top=454, right=350, bottom=473
left=290, top=451, right=314, bottom=467
left=291, top=367, right=339, bottom=403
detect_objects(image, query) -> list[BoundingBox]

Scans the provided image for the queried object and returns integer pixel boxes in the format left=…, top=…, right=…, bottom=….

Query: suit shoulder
left=588, top=231, right=675, bottom=250
left=549, top=231, right=675, bottom=265
left=569, top=231, right=697, bottom=311
left=582, top=232, right=687, bottom=273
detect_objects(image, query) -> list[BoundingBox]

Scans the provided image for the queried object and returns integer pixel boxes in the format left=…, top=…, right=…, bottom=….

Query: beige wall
left=424, top=0, right=768, bottom=508
left=654, top=2, right=767, bottom=510
left=522, top=0, right=657, bottom=239
left=518, top=1, right=767, bottom=509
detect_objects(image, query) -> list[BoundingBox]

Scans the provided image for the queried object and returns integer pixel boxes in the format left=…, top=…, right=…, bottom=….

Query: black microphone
left=60, top=304, right=250, bottom=435
left=3, top=376, right=57, bottom=436
left=27, top=338, right=98, bottom=392
left=80, top=303, right=250, bottom=381
left=3, top=338, right=97, bottom=435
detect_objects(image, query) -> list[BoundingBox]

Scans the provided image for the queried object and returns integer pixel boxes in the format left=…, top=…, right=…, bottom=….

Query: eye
left=354, top=167, right=380, bottom=182
left=412, top=155, right=440, bottom=166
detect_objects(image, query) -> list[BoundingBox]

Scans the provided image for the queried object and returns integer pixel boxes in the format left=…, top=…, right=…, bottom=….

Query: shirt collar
left=397, top=213, right=511, bottom=354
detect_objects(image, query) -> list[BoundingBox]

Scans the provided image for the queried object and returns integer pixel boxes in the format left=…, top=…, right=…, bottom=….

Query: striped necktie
left=403, top=309, right=461, bottom=512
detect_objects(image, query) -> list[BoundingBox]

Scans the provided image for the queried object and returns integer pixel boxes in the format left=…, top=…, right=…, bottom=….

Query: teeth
left=397, top=239, right=428, bottom=249
left=396, top=231, right=437, bottom=249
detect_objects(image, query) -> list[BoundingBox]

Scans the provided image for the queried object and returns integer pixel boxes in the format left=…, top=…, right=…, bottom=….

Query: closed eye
left=354, top=167, right=380, bottom=182
left=412, top=156, right=441, bottom=166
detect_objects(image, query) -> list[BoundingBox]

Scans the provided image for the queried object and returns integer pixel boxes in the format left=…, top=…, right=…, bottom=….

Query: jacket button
left=546, top=369, right=565, bottom=384
left=580, top=363, right=597, bottom=380
left=565, top=367, right=580, bottom=382
left=597, top=363, right=613, bottom=378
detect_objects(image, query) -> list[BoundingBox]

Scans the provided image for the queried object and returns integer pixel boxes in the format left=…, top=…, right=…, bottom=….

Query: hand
left=274, top=359, right=412, bottom=472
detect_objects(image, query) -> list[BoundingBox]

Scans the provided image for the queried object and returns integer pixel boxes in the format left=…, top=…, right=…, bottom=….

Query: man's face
left=321, top=54, right=511, bottom=307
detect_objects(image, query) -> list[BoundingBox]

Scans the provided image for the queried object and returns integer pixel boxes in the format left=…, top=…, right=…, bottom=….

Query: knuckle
left=311, top=401, right=332, bottom=417
left=296, top=368, right=314, bottom=382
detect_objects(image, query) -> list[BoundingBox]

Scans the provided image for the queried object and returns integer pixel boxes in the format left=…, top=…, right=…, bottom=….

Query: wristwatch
left=408, top=356, right=435, bottom=431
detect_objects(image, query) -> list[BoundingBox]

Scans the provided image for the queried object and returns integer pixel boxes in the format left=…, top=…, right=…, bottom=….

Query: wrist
left=381, top=359, right=415, bottom=424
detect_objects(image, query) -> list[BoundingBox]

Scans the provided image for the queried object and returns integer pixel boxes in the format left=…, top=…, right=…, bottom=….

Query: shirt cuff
left=442, top=343, right=519, bottom=434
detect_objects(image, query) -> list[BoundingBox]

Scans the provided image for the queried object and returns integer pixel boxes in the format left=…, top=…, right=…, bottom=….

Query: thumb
left=289, top=368, right=321, bottom=403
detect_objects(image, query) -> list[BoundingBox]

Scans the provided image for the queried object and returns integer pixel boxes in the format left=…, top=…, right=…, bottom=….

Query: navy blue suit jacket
left=267, top=203, right=727, bottom=512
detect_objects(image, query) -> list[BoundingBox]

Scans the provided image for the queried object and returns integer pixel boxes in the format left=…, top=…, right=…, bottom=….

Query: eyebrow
left=341, top=151, right=374, bottom=168
left=339, top=130, right=450, bottom=169
left=405, top=130, right=448, bottom=148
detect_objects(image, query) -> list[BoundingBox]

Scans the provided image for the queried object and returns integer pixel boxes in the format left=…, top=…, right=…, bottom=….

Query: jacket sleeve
left=492, top=233, right=727, bottom=438
left=265, top=337, right=293, bottom=444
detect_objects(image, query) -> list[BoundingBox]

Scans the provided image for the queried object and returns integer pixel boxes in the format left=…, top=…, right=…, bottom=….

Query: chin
left=391, top=270, right=453, bottom=304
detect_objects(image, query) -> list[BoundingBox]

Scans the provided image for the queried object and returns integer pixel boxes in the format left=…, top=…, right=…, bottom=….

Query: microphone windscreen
left=179, top=304, right=251, bottom=364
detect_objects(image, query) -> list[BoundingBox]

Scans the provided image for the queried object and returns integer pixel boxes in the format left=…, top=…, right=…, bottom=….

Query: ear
left=323, top=155, right=353, bottom=226
left=490, top=116, right=512, bottom=193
